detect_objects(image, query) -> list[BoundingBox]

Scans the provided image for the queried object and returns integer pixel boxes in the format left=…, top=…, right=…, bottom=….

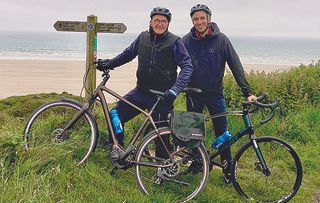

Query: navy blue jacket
left=182, top=22, right=252, bottom=97
left=105, top=30, right=193, bottom=96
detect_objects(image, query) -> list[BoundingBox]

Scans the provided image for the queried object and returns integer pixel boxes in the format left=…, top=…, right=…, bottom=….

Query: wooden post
left=85, top=15, right=97, bottom=100
left=53, top=16, right=127, bottom=99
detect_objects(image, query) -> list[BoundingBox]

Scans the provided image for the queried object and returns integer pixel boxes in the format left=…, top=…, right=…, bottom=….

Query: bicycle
left=185, top=93, right=303, bottom=202
left=23, top=64, right=209, bottom=202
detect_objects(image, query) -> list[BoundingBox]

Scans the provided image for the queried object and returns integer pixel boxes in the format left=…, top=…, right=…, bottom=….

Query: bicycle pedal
left=151, top=174, right=163, bottom=185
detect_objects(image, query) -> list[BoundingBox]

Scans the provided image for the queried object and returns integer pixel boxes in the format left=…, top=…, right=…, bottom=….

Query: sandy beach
left=0, top=59, right=293, bottom=101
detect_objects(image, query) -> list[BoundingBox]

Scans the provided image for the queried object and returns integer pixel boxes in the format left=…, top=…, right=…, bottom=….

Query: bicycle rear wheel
left=233, top=136, right=302, bottom=202
left=23, top=100, right=98, bottom=166
left=135, top=127, right=209, bottom=202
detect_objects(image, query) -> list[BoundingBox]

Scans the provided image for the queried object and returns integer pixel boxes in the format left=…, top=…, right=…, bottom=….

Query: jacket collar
left=149, top=26, right=169, bottom=41
left=191, top=22, right=220, bottom=40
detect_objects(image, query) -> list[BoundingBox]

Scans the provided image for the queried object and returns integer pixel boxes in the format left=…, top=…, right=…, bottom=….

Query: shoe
left=223, top=173, right=233, bottom=185
left=187, top=160, right=203, bottom=174
left=221, top=160, right=233, bottom=185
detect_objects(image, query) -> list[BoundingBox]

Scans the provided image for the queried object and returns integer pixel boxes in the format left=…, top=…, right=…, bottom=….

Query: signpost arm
left=85, top=15, right=97, bottom=99
left=53, top=16, right=126, bottom=99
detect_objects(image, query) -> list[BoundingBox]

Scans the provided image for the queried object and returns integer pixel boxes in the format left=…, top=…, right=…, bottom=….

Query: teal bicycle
left=185, top=94, right=303, bottom=202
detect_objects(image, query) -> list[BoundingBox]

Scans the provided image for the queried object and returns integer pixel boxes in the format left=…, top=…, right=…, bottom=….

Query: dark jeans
left=186, top=94, right=232, bottom=169
left=111, top=86, right=172, bottom=158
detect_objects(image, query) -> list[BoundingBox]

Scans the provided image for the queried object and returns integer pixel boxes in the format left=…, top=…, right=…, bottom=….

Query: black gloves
left=163, top=90, right=177, bottom=106
left=95, top=59, right=112, bottom=71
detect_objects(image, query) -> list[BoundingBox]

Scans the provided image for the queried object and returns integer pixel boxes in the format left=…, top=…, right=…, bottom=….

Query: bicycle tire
left=23, top=100, right=98, bottom=166
left=233, top=136, right=302, bottom=202
left=135, top=127, right=209, bottom=202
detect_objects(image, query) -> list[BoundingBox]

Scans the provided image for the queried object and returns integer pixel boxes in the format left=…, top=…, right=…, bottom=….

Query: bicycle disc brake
left=254, top=161, right=271, bottom=176
left=52, top=128, right=69, bottom=142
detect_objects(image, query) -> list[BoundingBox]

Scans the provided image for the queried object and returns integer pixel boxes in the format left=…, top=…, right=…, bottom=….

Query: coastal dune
left=0, top=59, right=292, bottom=101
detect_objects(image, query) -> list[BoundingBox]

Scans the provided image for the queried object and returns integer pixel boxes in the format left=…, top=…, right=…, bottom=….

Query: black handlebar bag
left=169, top=111, right=205, bottom=148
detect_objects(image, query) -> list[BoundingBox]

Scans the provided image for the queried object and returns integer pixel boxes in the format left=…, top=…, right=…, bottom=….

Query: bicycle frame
left=208, top=107, right=270, bottom=174
left=60, top=71, right=171, bottom=161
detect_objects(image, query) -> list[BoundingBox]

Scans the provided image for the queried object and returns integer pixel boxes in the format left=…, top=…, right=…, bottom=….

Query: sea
left=0, top=31, right=319, bottom=66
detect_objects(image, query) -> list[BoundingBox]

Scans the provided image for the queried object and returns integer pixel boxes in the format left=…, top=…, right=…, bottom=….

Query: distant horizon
left=1, top=31, right=319, bottom=65
left=1, top=29, right=320, bottom=39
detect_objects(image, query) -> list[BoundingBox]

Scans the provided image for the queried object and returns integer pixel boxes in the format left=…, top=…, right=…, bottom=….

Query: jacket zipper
left=150, top=34, right=157, bottom=71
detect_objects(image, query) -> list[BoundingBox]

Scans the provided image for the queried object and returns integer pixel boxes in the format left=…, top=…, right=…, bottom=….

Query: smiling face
left=191, top=11, right=210, bottom=34
left=150, top=15, right=169, bottom=35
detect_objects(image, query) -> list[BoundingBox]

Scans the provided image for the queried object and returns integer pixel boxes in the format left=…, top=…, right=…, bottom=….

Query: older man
left=97, top=7, right=193, bottom=158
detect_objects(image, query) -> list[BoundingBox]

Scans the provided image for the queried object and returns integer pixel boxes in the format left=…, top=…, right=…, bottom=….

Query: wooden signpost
left=53, top=15, right=127, bottom=99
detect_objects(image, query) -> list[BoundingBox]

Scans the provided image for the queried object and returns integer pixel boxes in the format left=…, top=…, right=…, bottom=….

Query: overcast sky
left=1, top=0, right=320, bottom=37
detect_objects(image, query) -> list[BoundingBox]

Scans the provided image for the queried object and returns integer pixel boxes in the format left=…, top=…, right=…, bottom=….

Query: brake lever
left=258, top=100, right=280, bottom=125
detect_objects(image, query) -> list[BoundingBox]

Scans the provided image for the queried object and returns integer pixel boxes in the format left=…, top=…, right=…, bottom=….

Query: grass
left=1, top=64, right=320, bottom=202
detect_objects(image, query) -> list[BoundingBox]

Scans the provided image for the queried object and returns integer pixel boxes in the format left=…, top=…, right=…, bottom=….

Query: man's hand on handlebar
left=247, top=95, right=257, bottom=101
left=94, top=59, right=113, bottom=71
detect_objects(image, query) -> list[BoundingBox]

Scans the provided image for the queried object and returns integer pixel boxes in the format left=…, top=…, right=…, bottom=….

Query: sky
left=1, top=0, right=320, bottom=38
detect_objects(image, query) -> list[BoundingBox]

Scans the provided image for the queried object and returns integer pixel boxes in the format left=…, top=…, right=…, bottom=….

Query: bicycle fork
left=243, top=107, right=271, bottom=177
left=58, top=102, right=92, bottom=139
left=251, top=136, right=271, bottom=176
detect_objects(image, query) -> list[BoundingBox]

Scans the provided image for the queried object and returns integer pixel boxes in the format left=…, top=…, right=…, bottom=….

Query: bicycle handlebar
left=259, top=100, right=280, bottom=124
left=181, top=87, right=202, bottom=94
left=256, top=93, right=266, bottom=102
left=242, top=94, right=266, bottom=107
left=242, top=95, right=280, bottom=125
left=93, top=59, right=114, bottom=75
left=149, top=87, right=202, bottom=99
left=149, top=89, right=165, bottom=98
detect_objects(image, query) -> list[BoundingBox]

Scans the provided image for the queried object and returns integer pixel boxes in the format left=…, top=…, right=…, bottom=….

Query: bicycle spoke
left=135, top=128, right=209, bottom=202
left=24, top=101, right=97, bottom=166
left=234, top=137, right=302, bottom=202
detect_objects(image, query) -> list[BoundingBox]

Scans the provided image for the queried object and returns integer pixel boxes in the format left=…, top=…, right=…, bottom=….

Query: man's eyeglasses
left=153, top=19, right=168, bottom=25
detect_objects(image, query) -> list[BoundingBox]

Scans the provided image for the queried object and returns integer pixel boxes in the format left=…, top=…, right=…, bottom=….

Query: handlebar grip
left=242, top=94, right=273, bottom=108
left=270, top=100, right=280, bottom=108
left=254, top=100, right=280, bottom=109
left=256, top=94, right=266, bottom=102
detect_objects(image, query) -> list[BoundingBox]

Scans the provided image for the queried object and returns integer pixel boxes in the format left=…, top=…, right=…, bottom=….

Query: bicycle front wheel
left=23, top=100, right=98, bottom=166
left=233, top=136, right=302, bottom=202
left=135, top=127, right=209, bottom=202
